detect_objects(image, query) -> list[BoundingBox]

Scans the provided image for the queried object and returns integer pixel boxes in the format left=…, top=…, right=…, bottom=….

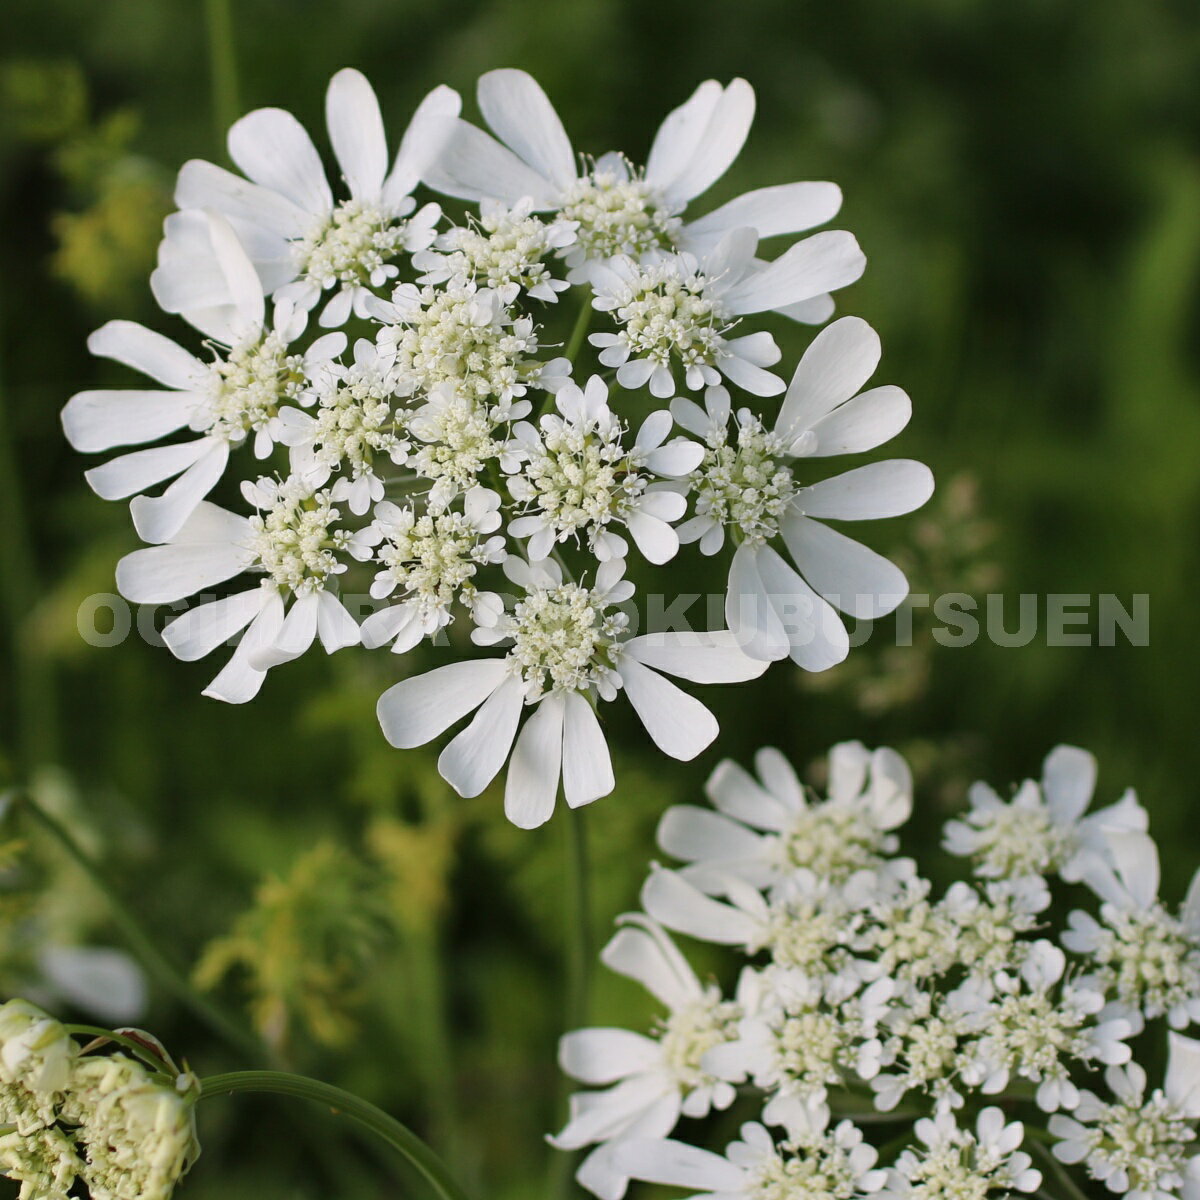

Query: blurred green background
left=1, top=0, right=1199, bottom=1196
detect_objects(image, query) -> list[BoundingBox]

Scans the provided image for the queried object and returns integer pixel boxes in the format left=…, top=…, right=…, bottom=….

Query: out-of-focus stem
left=201, top=1070, right=474, bottom=1200
left=20, top=792, right=265, bottom=1064
left=204, top=0, right=241, bottom=157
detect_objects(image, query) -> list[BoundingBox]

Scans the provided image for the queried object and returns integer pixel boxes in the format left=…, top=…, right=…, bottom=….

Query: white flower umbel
left=276, top=338, right=407, bottom=515
left=353, top=486, right=505, bottom=654
left=955, top=940, right=1133, bottom=1112
left=883, top=1108, right=1040, bottom=1199
left=552, top=917, right=744, bottom=1200
left=589, top=229, right=865, bottom=401
left=672, top=317, right=932, bottom=670
left=62, top=212, right=345, bottom=544
left=657, top=741, right=912, bottom=893
left=1065, top=830, right=1200, bottom=1029
left=116, top=479, right=360, bottom=704
left=0, top=1125, right=81, bottom=1200
left=375, top=555, right=767, bottom=827
left=616, top=1110, right=887, bottom=1200
left=165, top=69, right=456, bottom=326
left=423, top=69, right=850, bottom=315
left=62, top=1056, right=200, bottom=1200
left=945, top=744, right=1149, bottom=883
left=505, top=375, right=702, bottom=564
left=414, top=197, right=577, bottom=304
left=703, top=966, right=892, bottom=1118
left=1050, top=1035, right=1200, bottom=1200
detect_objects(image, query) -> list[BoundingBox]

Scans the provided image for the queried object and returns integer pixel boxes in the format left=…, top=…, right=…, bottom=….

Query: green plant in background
left=1, top=1, right=1199, bottom=1197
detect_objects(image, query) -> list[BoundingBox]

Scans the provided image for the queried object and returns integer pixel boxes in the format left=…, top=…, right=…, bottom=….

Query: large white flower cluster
left=63, top=68, right=933, bottom=825
left=554, top=742, right=1200, bottom=1200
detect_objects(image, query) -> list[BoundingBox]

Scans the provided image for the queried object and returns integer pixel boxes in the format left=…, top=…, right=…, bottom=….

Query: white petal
left=707, top=759, right=790, bottom=830
left=376, top=658, right=509, bottom=748
left=129, top=440, right=231, bottom=543
left=685, top=181, right=842, bottom=247
left=626, top=511, right=679, bottom=565
left=807, top=385, right=911, bottom=456
left=775, top=316, right=883, bottom=438
left=326, top=68, right=387, bottom=200
left=162, top=587, right=268, bottom=661
left=1042, top=745, right=1097, bottom=823
left=660, top=78, right=755, bottom=205
left=625, top=630, right=768, bottom=683
left=202, top=589, right=285, bottom=704
left=228, top=107, right=332, bottom=215
left=84, top=438, right=210, bottom=501
left=721, top=230, right=865, bottom=315
left=798, top=460, right=934, bottom=520
left=315, top=589, right=360, bottom=653
left=438, top=674, right=524, bottom=797
left=719, top=350, right=785, bottom=396
left=641, top=867, right=758, bottom=944
left=384, top=85, right=462, bottom=204
left=562, top=692, right=615, bottom=809
left=614, top=1138, right=744, bottom=1192
left=116, top=537, right=253, bottom=604
left=756, top=543, right=850, bottom=671
left=252, top=590, right=319, bottom=668
left=644, top=80, right=723, bottom=193
left=477, top=69, right=575, bottom=188
left=599, top=920, right=700, bottom=1009
left=643, top=439, right=704, bottom=476
left=559, top=1029, right=661, bottom=1085
left=38, top=946, right=147, bottom=1026
left=781, top=514, right=909, bottom=618
left=86, top=320, right=206, bottom=390
left=360, top=603, right=419, bottom=650
left=63, top=388, right=201, bottom=454
left=658, top=805, right=765, bottom=867
left=175, top=158, right=310, bottom=239
left=725, top=543, right=790, bottom=662
left=1167, top=1034, right=1200, bottom=1118
left=205, top=211, right=265, bottom=336
left=504, top=693, right=565, bottom=829
left=421, top=118, right=561, bottom=207
left=619, top=658, right=717, bottom=761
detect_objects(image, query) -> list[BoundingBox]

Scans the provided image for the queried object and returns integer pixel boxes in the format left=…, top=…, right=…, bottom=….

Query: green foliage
left=1, top=0, right=1199, bottom=1194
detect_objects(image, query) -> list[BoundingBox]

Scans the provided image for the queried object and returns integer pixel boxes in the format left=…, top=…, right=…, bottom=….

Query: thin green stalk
left=204, top=0, right=241, bottom=156
left=201, top=1070, right=473, bottom=1200
left=548, top=803, right=593, bottom=1199
left=564, top=804, right=592, bottom=1031
left=19, top=792, right=265, bottom=1064
left=540, top=292, right=594, bottom=420
left=564, top=289, right=594, bottom=362
left=405, top=926, right=468, bottom=1173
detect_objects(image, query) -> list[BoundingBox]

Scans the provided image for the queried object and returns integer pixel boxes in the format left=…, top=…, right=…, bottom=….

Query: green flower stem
left=564, top=289, right=594, bottom=363
left=203, top=0, right=241, bottom=157
left=549, top=803, right=593, bottom=1199
left=564, top=804, right=593, bottom=1031
left=540, top=291, right=594, bottom=421
left=18, top=792, right=265, bottom=1064
left=200, top=1070, right=473, bottom=1200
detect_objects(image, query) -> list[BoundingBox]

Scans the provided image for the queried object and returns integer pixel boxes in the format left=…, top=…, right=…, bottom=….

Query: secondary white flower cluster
left=554, top=743, right=1200, bottom=1200
left=0, top=999, right=199, bottom=1200
left=63, top=67, right=933, bottom=826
